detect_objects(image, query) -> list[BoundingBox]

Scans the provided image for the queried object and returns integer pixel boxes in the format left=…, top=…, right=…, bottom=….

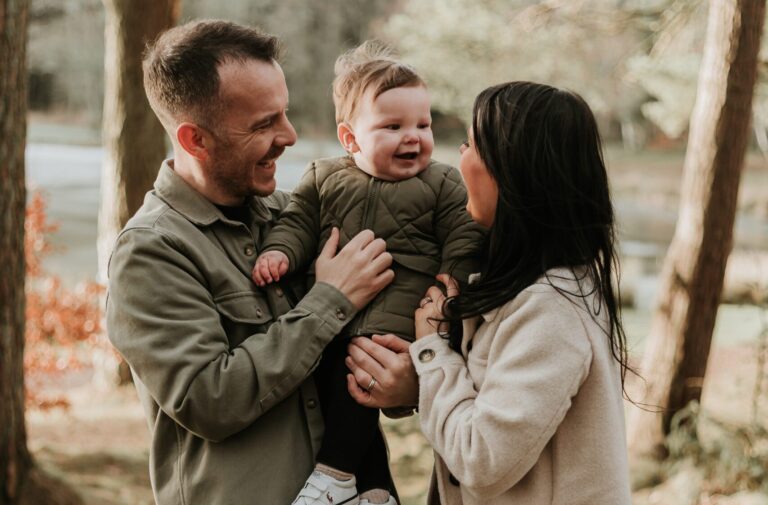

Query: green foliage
left=665, top=402, right=768, bottom=495
left=383, top=0, right=655, bottom=125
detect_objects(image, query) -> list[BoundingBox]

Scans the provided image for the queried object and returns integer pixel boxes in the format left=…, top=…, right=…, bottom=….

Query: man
left=107, top=20, right=394, bottom=505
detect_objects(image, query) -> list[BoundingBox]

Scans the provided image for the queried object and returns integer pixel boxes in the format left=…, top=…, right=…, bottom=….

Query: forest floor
left=26, top=336, right=768, bottom=505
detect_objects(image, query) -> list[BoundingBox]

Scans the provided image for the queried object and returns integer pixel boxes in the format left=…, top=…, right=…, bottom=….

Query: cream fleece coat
left=410, top=268, right=631, bottom=505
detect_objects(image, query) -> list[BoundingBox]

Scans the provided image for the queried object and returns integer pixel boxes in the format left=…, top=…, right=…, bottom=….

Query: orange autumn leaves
left=24, top=192, right=107, bottom=410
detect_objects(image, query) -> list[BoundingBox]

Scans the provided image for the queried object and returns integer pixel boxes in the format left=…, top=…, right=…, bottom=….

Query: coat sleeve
left=433, top=166, right=485, bottom=281
left=107, top=226, right=356, bottom=443
left=260, top=162, right=321, bottom=270
left=410, top=291, right=592, bottom=500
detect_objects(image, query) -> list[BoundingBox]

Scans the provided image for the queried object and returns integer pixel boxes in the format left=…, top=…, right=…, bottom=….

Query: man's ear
left=337, top=122, right=359, bottom=153
left=176, top=122, right=212, bottom=161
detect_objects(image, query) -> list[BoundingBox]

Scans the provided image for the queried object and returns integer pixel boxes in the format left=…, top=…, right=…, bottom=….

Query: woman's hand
left=346, top=334, right=419, bottom=408
left=415, top=274, right=460, bottom=339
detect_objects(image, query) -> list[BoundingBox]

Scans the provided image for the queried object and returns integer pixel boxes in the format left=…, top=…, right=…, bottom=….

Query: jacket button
left=275, top=287, right=284, bottom=297
left=244, top=246, right=255, bottom=256
left=255, top=308, right=263, bottom=317
left=335, top=308, right=346, bottom=321
left=307, top=399, right=317, bottom=409
left=418, top=349, right=435, bottom=363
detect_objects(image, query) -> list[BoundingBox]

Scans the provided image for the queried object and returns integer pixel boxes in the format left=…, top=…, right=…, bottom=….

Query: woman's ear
left=176, top=122, right=212, bottom=161
left=337, top=122, right=359, bottom=153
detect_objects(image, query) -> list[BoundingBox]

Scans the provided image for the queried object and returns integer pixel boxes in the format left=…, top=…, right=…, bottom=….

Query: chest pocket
left=215, top=292, right=272, bottom=348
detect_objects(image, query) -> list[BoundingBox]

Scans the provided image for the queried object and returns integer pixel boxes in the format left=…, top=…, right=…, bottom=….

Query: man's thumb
left=319, top=227, right=340, bottom=259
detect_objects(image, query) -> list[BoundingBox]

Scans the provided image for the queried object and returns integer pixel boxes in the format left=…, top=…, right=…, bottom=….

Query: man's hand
left=252, top=251, right=290, bottom=287
left=346, top=334, right=418, bottom=409
left=315, top=228, right=394, bottom=309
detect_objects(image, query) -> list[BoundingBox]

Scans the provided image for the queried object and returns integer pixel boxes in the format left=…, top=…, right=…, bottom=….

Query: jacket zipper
left=361, top=178, right=380, bottom=230
left=352, top=177, right=382, bottom=335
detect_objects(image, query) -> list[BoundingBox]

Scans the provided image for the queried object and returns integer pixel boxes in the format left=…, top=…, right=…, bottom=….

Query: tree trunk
left=628, top=0, right=766, bottom=460
left=1, top=1, right=82, bottom=504
left=95, top=0, right=179, bottom=386
left=0, top=0, right=32, bottom=499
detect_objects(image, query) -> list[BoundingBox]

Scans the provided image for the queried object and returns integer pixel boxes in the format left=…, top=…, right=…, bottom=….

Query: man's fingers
left=373, top=269, right=395, bottom=291
left=319, top=227, right=340, bottom=259
left=371, top=333, right=411, bottom=354
left=363, top=237, right=387, bottom=259
left=346, top=229, right=375, bottom=250
left=369, top=251, right=393, bottom=275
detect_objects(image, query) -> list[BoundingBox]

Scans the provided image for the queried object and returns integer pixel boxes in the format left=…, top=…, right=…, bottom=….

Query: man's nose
left=277, top=116, right=298, bottom=147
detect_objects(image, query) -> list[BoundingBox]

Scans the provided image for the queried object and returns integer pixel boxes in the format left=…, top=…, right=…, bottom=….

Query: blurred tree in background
left=628, top=0, right=765, bottom=461
left=1, top=0, right=83, bottom=503
left=96, top=0, right=180, bottom=385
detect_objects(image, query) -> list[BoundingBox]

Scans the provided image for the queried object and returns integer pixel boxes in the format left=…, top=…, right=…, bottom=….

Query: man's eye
left=252, top=119, right=274, bottom=131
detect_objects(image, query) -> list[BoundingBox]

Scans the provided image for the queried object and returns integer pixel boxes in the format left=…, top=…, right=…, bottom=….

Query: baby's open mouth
left=395, top=152, right=418, bottom=160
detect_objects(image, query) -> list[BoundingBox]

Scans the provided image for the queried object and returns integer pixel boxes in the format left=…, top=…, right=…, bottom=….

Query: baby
left=253, top=41, right=484, bottom=505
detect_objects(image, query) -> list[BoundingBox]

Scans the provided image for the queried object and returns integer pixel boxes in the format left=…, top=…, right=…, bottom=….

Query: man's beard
left=207, top=145, right=273, bottom=203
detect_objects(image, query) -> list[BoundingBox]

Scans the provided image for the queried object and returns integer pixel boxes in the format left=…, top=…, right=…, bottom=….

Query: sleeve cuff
left=296, top=281, right=358, bottom=334
left=410, top=333, right=465, bottom=374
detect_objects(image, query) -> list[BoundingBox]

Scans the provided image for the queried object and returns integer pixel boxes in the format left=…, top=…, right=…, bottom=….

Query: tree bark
left=1, top=1, right=82, bottom=503
left=628, top=0, right=766, bottom=460
left=0, top=0, right=32, bottom=500
left=96, top=0, right=179, bottom=386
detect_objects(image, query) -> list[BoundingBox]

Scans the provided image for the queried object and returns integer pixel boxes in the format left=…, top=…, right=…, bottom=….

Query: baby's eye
left=418, top=123, right=431, bottom=129
left=385, top=124, right=400, bottom=130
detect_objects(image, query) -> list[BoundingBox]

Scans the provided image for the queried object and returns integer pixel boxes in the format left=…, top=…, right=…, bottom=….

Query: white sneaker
left=292, top=471, right=359, bottom=505
left=358, top=496, right=397, bottom=505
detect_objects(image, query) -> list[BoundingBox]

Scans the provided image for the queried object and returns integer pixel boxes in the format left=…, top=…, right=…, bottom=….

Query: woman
left=346, top=81, right=632, bottom=504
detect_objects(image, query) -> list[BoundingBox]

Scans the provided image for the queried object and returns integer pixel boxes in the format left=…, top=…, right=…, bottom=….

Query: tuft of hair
left=143, top=19, right=279, bottom=130
left=332, top=40, right=425, bottom=124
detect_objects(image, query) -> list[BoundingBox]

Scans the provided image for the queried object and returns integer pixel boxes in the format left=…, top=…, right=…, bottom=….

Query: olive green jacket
left=106, top=161, right=360, bottom=505
left=262, top=156, right=485, bottom=340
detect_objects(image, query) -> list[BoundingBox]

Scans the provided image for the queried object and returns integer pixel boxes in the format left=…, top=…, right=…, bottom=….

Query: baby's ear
left=337, top=122, right=359, bottom=153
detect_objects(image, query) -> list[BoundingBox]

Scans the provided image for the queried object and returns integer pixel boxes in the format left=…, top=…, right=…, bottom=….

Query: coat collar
left=153, top=160, right=278, bottom=226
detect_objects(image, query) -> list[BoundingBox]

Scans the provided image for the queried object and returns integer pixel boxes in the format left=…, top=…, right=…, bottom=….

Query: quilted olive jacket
left=263, top=155, right=485, bottom=340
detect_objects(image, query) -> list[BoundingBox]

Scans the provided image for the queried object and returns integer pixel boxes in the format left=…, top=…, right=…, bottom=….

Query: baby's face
left=345, top=85, right=434, bottom=181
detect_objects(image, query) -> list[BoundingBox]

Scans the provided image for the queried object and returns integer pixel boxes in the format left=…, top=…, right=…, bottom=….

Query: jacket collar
left=154, top=160, right=277, bottom=226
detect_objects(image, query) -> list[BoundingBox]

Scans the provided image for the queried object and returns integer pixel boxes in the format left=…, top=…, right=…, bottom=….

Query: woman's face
left=459, top=129, right=498, bottom=227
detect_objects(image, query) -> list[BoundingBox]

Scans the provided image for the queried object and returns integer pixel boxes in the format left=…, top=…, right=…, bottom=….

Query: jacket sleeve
left=260, top=162, right=321, bottom=270
left=107, top=226, right=356, bottom=443
left=409, top=291, right=592, bottom=499
left=433, top=167, right=485, bottom=281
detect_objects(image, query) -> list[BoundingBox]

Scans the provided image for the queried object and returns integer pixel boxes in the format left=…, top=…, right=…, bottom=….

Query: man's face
left=203, top=59, right=297, bottom=204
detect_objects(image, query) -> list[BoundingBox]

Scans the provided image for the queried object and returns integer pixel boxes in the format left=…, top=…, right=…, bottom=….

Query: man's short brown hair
left=143, top=20, right=279, bottom=129
left=332, top=40, right=425, bottom=124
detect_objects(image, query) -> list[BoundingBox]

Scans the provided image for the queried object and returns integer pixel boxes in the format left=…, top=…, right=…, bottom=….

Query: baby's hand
left=252, top=250, right=290, bottom=287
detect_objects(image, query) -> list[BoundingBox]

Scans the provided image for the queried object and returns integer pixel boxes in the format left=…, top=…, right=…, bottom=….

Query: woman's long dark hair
left=445, top=81, right=632, bottom=391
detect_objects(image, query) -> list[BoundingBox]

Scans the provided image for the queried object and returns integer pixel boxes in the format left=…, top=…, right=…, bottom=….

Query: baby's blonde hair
left=332, top=40, right=425, bottom=124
